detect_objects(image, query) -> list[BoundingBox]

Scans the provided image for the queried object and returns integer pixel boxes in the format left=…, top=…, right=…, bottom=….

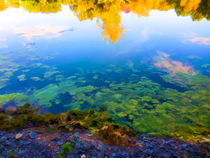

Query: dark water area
left=0, top=0, right=210, bottom=140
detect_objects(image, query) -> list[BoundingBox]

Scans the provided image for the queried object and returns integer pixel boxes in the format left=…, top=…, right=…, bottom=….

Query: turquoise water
left=0, top=2, right=210, bottom=139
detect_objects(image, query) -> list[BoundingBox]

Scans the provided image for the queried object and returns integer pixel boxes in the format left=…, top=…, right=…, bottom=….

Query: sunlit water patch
left=0, top=0, right=210, bottom=140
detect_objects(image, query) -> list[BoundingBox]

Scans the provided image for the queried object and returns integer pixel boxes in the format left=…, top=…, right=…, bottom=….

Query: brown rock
left=0, top=106, right=3, bottom=112
left=5, top=106, right=17, bottom=114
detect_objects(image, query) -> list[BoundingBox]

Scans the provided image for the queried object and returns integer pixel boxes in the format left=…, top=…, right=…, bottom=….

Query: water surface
left=0, top=0, right=210, bottom=139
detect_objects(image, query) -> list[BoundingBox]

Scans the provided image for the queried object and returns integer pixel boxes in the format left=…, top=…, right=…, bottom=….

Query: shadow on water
left=48, top=92, right=73, bottom=114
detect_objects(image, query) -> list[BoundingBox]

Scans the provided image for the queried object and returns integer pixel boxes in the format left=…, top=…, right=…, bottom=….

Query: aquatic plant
left=30, top=77, right=42, bottom=81
left=0, top=93, right=28, bottom=105
left=0, top=103, right=134, bottom=146
left=57, top=142, right=72, bottom=158
left=44, top=70, right=60, bottom=79
left=17, top=74, right=26, bottom=81
left=71, top=70, right=209, bottom=141
left=8, top=150, right=16, bottom=158
left=0, top=51, right=209, bottom=142
left=74, top=85, right=96, bottom=94
left=30, top=84, right=60, bottom=107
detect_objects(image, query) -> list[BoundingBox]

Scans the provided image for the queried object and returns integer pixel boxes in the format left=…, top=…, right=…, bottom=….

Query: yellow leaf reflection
left=180, top=0, right=201, bottom=12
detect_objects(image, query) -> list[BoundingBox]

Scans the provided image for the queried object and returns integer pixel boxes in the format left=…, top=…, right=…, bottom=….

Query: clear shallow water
left=0, top=0, right=210, bottom=139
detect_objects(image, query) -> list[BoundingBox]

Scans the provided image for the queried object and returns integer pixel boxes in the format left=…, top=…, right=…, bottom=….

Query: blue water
left=0, top=3, right=210, bottom=138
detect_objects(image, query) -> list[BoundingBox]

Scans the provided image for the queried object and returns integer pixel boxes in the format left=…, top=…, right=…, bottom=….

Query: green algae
left=17, top=74, right=26, bottom=81
left=57, top=142, right=72, bottom=158
left=0, top=93, right=28, bottom=105
left=28, top=76, right=97, bottom=108
left=23, top=63, right=209, bottom=141
left=44, top=70, right=60, bottom=79
left=0, top=103, right=133, bottom=146
left=54, top=72, right=209, bottom=140
left=30, top=84, right=61, bottom=107
left=0, top=51, right=209, bottom=142
left=30, top=77, right=42, bottom=81
left=73, top=85, right=96, bottom=94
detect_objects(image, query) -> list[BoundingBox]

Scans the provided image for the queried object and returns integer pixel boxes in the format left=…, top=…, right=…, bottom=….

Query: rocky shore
left=0, top=104, right=209, bottom=158
left=0, top=127, right=209, bottom=158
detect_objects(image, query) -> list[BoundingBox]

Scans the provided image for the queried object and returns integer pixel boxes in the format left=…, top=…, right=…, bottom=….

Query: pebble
left=0, top=129, right=208, bottom=158
left=81, top=154, right=86, bottom=158
left=16, top=133, right=23, bottom=139
left=182, top=143, right=188, bottom=148
left=29, top=131, right=37, bottom=139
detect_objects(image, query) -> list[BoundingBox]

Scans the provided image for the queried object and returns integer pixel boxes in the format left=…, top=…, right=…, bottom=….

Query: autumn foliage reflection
left=1, top=0, right=209, bottom=43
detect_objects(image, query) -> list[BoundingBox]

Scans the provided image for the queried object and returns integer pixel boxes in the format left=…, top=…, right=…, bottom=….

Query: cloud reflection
left=0, top=38, right=7, bottom=42
left=182, top=33, right=210, bottom=46
left=0, top=38, right=8, bottom=48
left=190, top=36, right=210, bottom=46
left=13, top=25, right=69, bottom=41
left=0, top=0, right=209, bottom=43
left=0, top=44, right=8, bottom=48
left=154, top=52, right=196, bottom=76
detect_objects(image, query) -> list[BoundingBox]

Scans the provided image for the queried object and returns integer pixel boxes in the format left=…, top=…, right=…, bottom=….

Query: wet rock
left=182, top=143, right=188, bottom=148
left=0, top=128, right=208, bottom=158
left=97, top=147, right=104, bottom=158
left=75, top=141, right=84, bottom=149
left=96, top=144, right=103, bottom=150
left=17, top=149, right=26, bottom=155
left=21, top=140, right=31, bottom=145
left=5, top=140, right=10, bottom=145
left=119, top=151, right=128, bottom=157
left=57, top=141, right=63, bottom=145
left=0, top=131, right=5, bottom=136
left=111, top=153, right=116, bottom=157
left=29, top=131, right=37, bottom=139
left=0, top=135, right=10, bottom=142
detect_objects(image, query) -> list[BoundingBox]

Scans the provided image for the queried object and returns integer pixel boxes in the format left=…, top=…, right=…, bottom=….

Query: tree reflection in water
left=0, top=0, right=209, bottom=43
